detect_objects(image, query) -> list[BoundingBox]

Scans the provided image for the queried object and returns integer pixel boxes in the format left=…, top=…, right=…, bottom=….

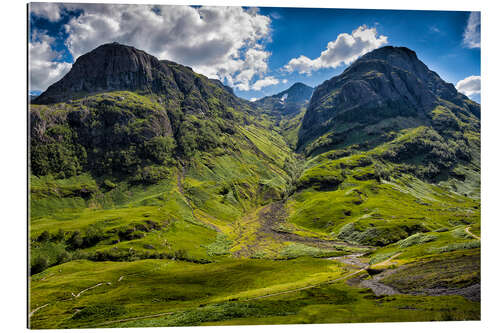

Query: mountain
left=298, top=46, right=479, bottom=154
left=284, top=46, right=480, bottom=247
left=253, top=82, right=313, bottom=148
left=30, top=43, right=279, bottom=179
left=34, top=43, right=248, bottom=112
left=29, top=44, right=480, bottom=328
left=254, top=82, right=313, bottom=117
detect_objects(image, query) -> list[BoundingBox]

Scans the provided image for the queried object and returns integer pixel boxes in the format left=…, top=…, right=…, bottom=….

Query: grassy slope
left=30, top=256, right=479, bottom=329
left=29, top=93, right=480, bottom=328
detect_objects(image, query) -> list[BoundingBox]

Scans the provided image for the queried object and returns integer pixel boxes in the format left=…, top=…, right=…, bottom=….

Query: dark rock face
left=297, top=46, right=480, bottom=150
left=254, top=82, right=313, bottom=117
left=33, top=43, right=243, bottom=111
left=35, top=43, right=170, bottom=104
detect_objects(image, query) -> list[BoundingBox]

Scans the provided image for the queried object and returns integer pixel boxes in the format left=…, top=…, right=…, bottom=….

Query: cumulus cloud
left=29, top=31, right=72, bottom=92
left=58, top=4, right=272, bottom=91
left=463, top=12, right=480, bottom=49
left=456, top=75, right=480, bottom=97
left=282, top=79, right=288, bottom=84
left=30, top=2, right=64, bottom=22
left=251, top=76, right=279, bottom=91
left=283, top=25, right=388, bottom=74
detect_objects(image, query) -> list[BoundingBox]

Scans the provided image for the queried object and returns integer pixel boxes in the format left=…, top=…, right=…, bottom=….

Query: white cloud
left=463, top=12, right=480, bottom=49
left=283, top=25, right=388, bottom=74
left=249, top=97, right=258, bottom=102
left=251, top=76, right=279, bottom=91
left=60, top=4, right=272, bottom=91
left=282, top=79, right=288, bottom=84
left=30, top=3, right=64, bottom=22
left=456, top=75, right=480, bottom=97
left=29, top=31, right=72, bottom=92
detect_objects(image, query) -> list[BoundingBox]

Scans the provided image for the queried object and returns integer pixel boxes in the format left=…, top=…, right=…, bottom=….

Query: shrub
left=103, top=179, right=117, bottom=189
left=397, top=233, right=438, bottom=248
left=30, top=255, right=49, bottom=275
left=174, top=249, right=188, bottom=260
left=143, top=136, right=176, bottom=164
left=132, top=165, right=171, bottom=184
left=67, top=231, right=83, bottom=250
left=117, top=228, right=144, bottom=241
left=50, top=229, right=66, bottom=242
left=83, top=225, right=105, bottom=247
left=36, top=231, right=50, bottom=243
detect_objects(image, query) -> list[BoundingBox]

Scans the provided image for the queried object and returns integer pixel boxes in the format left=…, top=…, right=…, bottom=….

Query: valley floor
left=29, top=183, right=480, bottom=328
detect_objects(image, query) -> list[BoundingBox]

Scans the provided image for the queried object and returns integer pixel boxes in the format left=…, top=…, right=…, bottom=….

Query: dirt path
left=29, top=303, right=49, bottom=318
left=465, top=226, right=480, bottom=240
left=231, top=201, right=374, bottom=258
left=335, top=252, right=402, bottom=296
left=258, top=201, right=374, bottom=250
left=244, top=252, right=404, bottom=301
left=371, top=253, right=402, bottom=268
left=71, top=282, right=112, bottom=298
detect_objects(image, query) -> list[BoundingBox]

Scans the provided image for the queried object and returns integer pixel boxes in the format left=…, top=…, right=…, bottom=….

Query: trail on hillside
left=259, top=201, right=374, bottom=250
left=29, top=303, right=49, bottom=318
left=71, top=282, right=111, bottom=298
left=465, top=226, right=480, bottom=240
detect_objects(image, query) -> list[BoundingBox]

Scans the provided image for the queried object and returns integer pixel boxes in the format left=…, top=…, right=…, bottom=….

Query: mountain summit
left=254, top=82, right=313, bottom=117
left=298, top=46, right=479, bottom=152
left=33, top=42, right=236, bottom=106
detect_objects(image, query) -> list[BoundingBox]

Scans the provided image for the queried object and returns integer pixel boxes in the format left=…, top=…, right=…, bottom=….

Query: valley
left=29, top=43, right=480, bottom=328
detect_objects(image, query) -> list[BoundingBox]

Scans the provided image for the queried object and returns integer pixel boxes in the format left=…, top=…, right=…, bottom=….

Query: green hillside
left=29, top=44, right=480, bottom=328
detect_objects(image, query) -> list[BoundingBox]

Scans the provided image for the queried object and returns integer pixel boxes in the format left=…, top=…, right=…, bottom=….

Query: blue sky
left=29, top=4, right=480, bottom=102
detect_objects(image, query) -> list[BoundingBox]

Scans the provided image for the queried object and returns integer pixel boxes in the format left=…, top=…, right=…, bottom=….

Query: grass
left=30, top=256, right=480, bottom=329
left=29, top=257, right=345, bottom=328
left=29, top=88, right=480, bottom=328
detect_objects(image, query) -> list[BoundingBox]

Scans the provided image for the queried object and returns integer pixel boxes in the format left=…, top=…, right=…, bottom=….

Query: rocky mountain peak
left=253, top=82, right=313, bottom=118
left=271, top=82, right=313, bottom=102
left=34, top=43, right=169, bottom=104
left=298, top=45, right=480, bottom=151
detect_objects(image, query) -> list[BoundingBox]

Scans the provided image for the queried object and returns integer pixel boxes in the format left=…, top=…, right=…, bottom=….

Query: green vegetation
left=29, top=48, right=480, bottom=328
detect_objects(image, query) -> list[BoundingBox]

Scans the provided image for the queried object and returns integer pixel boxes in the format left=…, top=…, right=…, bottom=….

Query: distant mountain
left=254, top=82, right=313, bottom=117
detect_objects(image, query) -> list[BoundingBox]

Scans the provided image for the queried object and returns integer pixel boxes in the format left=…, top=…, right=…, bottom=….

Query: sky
left=28, top=3, right=481, bottom=102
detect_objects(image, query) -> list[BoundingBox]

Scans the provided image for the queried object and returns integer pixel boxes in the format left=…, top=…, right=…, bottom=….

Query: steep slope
left=285, top=46, right=480, bottom=246
left=296, top=46, right=479, bottom=182
left=299, top=46, right=479, bottom=149
left=29, top=43, right=292, bottom=274
left=30, top=43, right=267, bottom=178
